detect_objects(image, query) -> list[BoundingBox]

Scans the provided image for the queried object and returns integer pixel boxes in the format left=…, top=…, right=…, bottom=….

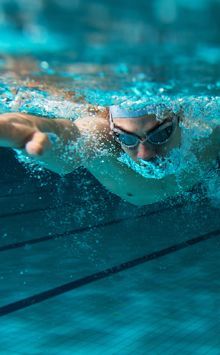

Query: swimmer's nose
left=136, top=143, right=156, bottom=161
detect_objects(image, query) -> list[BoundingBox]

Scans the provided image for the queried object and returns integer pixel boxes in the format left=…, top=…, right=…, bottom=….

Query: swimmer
left=0, top=104, right=219, bottom=205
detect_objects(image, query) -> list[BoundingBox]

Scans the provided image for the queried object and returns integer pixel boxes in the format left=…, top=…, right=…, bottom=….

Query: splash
left=0, top=59, right=219, bottom=206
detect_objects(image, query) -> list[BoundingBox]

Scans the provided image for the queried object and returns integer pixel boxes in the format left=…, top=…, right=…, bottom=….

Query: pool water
left=0, top=0, right=220, bottom=353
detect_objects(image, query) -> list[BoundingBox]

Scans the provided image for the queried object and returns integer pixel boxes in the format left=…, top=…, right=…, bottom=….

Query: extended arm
left=0, top=111, right=109, bottom=174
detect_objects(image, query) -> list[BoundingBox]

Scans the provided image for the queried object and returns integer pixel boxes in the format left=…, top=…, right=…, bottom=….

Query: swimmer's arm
left=0, top=112, right=108, bottom=174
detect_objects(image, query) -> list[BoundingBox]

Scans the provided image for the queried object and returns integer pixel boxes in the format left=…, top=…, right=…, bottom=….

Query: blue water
left=0, top=1, right=220, bottom=354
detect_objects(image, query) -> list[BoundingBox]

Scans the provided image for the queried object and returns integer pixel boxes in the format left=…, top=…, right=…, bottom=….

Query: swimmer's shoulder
left=75, top=106, right=116, bottom=149
left=75, top=107, right=109, bottom=134
left=72, top=106, right=119, bottom=164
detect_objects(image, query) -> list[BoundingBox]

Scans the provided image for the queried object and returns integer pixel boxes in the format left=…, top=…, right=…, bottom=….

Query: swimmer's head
left=109, top=105, right=181, bottom=162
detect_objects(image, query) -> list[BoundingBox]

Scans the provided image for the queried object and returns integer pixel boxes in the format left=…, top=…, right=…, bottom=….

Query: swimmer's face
left=112, top=114, right=181, bottom=162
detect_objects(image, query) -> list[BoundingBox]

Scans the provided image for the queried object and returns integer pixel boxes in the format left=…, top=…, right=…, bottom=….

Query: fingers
left=25, top=132, right=51, bottom=156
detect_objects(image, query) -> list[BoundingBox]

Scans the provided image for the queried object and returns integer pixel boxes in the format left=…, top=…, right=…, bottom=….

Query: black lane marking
left=0, top=199, right=79, bottom=219
left=0, top=210, right=162, bottom=252
left=0, top=184, right=55, bottom=199
left=0, top=182, right=101, bottom=218
left=0, top=200, right=187, bottom=253
left=0, top=229, right=219, bottom=317
left=0, top=184, right=202, bottom=219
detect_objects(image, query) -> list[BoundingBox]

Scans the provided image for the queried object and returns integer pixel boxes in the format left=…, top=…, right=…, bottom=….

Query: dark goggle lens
left=148, top=125, right=173, bottom=144
left=117, top=133, right=139, bottom=147
left=116, top=119, right=176, bottom=147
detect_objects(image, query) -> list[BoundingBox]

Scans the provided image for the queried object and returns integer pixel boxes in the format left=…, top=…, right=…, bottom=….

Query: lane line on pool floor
left=0, top=228, right=219, bottom=317
left=0, top=199, right=189, bottom=253
left=0, top=180, right=204, bottom=219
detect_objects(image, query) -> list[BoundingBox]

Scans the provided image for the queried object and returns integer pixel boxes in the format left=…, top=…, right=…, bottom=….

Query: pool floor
left=0, top=151, right=220, bottom=354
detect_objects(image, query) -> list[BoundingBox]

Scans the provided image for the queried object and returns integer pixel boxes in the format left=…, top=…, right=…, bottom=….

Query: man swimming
left=0, top=102, right=219, bottom=205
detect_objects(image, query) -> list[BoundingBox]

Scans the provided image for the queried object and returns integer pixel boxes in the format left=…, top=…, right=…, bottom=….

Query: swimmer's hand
left=0, top=113, right=52, bottom=156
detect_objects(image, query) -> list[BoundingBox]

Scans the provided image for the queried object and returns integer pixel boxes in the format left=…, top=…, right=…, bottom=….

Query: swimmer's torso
left=86, top=156, right=183, bottom=205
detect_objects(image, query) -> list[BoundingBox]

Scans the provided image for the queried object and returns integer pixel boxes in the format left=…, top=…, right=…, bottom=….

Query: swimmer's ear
left=25, top=132, right=51, bottom=156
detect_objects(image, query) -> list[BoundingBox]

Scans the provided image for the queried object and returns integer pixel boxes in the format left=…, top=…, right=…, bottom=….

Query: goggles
left=109, top=107, right=178, bottom=148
